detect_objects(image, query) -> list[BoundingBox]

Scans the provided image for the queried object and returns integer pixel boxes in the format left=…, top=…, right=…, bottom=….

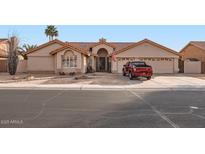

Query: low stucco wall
left=184, top=61, right=201, bottom=73
left=17, top=60, right=27, bottom=73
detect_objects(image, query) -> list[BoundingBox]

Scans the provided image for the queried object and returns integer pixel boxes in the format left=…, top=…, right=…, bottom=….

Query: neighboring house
left=180, top=41, right=205, bottom=73
left=0, top=39, right=9, bottom=72
left=26, top=38, right=180, bottom=74
left=0, top=39, right=8, bottom=59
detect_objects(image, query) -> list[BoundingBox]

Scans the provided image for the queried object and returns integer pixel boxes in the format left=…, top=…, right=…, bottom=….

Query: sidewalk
left=1, top=79, right=205, bottom=91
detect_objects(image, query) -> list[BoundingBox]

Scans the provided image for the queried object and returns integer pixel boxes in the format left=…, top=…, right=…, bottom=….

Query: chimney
left=99, top=38, right=106, bottom=43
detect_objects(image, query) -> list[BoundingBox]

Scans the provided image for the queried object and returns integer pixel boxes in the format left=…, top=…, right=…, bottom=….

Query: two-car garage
left=114, top=39, right=179, bottom=74
left=116, top=57, right=176, bottom=73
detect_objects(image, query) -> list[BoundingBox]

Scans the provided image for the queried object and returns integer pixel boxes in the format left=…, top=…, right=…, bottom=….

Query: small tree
left=7, top=36, right=19, bottom=75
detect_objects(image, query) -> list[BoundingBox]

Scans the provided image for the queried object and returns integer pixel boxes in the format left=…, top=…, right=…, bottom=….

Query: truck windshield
left=132, top=62, right=146, bottom=67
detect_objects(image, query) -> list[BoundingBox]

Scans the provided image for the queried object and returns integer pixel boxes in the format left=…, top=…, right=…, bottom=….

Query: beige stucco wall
left=112, top=60, right=117, bottom=73
left=81, top=55, right=87, bottom=73
left=27, top=43, right=87, bottom=74
left=92, top=44, right=114, bottom=55
left=116, top=43, right=178, bottom=58
left=174, top=58, right=179, bottom=73
left=54, top=54, right=57, bottom=73
left=27, top=43, right=64, bottom=72
left=180, top=45, right=205, bottom=62
left=91, top=56, right=96, bottom=71
left=184, top=60, right=201, bottom=73
left=27, top=56, right=55, bottom=72
left=114, top=43, right=179, bottom=73
left=17, top=60, right=27, bottom=73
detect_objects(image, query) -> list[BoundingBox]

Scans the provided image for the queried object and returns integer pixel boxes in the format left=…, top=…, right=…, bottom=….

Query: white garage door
left=117, top=58, right=174, bottom=73
left=146, top=61, right=174, bottom=73
left=184, top=60, right=201, bottom=73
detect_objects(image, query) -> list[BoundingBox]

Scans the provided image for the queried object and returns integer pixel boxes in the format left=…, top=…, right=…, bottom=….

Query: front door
left=96, top=57, right=111, bottom=72
left=99, top=57, right=106, bottom=72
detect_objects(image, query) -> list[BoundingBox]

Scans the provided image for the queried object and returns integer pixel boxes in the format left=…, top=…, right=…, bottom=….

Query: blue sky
left=0, top=25, right=205, bottom=51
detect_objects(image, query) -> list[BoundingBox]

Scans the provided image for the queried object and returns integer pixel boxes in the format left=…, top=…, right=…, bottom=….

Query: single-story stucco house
left=26, top=38, right=180, bottom=74
left=180, top=41, right=205, bottom=73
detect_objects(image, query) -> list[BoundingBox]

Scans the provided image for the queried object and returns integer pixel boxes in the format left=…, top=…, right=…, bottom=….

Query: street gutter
left=1, top=86, right=205, bottom=91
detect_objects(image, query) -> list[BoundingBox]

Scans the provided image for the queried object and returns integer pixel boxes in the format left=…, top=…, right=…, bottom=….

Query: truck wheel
left=129, top=72, right=133, bottom=80
left=147, top=76, right=151, bottom=80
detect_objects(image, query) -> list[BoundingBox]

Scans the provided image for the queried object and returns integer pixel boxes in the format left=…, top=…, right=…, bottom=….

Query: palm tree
left=18, top=44, right=37, bottom=59
left=20, top=44, right=37, bottom=52
left=45, top=25, right=59, bottom=41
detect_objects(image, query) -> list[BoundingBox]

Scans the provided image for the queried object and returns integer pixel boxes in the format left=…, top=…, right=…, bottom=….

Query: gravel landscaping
left=1, top=72, right=205, bottom=89
left=42, top=73, right=133, bottom=85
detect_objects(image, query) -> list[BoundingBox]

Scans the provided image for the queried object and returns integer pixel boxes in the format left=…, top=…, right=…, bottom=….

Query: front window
left=62, top=51, right=77, bottom=68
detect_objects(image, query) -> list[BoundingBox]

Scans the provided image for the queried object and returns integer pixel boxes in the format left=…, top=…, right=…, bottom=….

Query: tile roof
left=190, top=41, right=205, bottom=50
left=26, top=39, right=65, bottom=54
left=67, top=42, right=134, bottom=51
left=0, top=39, right=8, bottom=43
left=180, top=41, right=205, bottom=53
left=50, top=44, right=89, bottom=55
left=26, top=38, right=178, bottom=56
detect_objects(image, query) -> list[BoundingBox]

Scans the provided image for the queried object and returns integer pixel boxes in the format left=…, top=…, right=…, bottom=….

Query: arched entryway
left=96, top=48, right=111, bottom=72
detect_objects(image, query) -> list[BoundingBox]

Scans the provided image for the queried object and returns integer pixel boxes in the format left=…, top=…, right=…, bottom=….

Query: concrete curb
left=1, top=86, right=205, bottom=91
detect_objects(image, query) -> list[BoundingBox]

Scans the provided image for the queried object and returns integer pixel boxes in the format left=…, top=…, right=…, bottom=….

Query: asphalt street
left=0, top=89, right=205, bottom=128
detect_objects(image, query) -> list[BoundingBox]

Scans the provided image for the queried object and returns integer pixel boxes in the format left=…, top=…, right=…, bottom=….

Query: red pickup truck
left=122, top=61, right=153, bottom=80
